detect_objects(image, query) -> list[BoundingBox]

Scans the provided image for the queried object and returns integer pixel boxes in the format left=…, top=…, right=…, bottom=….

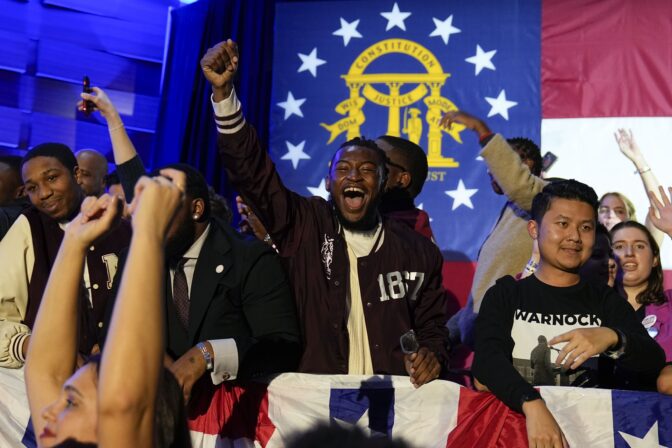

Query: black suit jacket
left=105, top=218, right=301, bottom=379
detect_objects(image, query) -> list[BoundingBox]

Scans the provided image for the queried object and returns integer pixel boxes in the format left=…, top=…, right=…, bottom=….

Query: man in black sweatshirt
left=473, top=179, right=665, bottom=448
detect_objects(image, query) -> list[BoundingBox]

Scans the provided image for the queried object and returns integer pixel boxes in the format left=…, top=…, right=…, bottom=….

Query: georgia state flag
left=268, top=0, right=672, bottom=303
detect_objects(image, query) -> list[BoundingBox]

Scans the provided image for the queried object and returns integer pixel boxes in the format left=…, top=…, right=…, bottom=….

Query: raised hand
left=200, top=39, right=239, bottom=99
left=236, top=195, right=271, bottom=243
left=549, top=327, right=618, bottom=371
left=78, top=87, right=121, bottom=124
left=649, top=186, right=672, bottom=237
left=128, top=168, right=186, bottom=240
left=439, top=110, right=491, bottom=139
left=613, top=128, right=643, bottom=164
left=65, top=194, right=123, bottom=249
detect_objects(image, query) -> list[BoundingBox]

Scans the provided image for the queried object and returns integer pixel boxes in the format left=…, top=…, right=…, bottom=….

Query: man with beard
left=0, top=143, right=131, bottom=368
left=441, top=111, right=546, bottom=347
left=86, top=88, right=301, bottom=401
left=202, top=40, right=448, bottom=386
left=236, top=135, right=434, bottom=245
left=375, top=135, right=435, bottom=241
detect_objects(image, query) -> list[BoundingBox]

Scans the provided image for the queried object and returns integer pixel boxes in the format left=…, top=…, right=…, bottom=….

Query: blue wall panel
left=36, top=40, right=162, bottom=95
left=0, top=106, right=23, bottom=148
left=0, top=70, right=23, bottom=110
left=39, top=7, right=168, bottom=62
left=44, top=0, right=173, bottom=28
left=0, top=0, right=180, bottom=164
left=0, top=30, right=30, bottom=73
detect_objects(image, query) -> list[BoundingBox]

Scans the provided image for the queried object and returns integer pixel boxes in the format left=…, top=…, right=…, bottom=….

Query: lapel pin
left=216, top=264, right=224, bottom=273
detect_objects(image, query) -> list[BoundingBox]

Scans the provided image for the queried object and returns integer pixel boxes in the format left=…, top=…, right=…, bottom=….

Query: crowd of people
left=0, top=38, right=671, bottom=447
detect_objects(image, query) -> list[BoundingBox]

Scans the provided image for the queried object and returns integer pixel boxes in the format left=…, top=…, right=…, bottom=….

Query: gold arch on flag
left=321, top=38, right=462, bottom=168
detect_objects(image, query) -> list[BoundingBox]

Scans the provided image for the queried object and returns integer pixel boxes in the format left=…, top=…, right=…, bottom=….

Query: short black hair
left=507, top=137, right=542, bottom=176
left=376, top=135, right=428, bottom=198
left=531, top=179, right=598, bottom=223
left=21, top=143, right=77, bottom=174
left=104, top=170, right=120, bottom=189
left=208, top=185, right=233, bottom=224
left=0, top=155, right=22, bottom=173
left=331, top=136, right=389, bottom=188
left=0, top=155, right=23, bottom=186
left=152, top=163, right=211, bottom=221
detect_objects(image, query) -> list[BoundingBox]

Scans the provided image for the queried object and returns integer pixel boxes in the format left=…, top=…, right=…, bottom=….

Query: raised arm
left=201, top=40, right=307, bottom=254
left=614, top=129, right=665, bottom=246
left=25, top=194, right=123, bottom=444
left=79, top=87, right=146, bottom=200
left=442, top=110, right=545, bottom=210
left=97, top=170, right=183, bottom=447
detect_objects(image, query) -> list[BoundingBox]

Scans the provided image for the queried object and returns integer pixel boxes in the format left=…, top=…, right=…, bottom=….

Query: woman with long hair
left=610, top=219, right=672, bottom=394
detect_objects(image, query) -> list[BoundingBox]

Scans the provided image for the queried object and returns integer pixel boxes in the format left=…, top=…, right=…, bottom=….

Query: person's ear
left=191, top=198, right=205, bottom=221
left=398, top=171, right=411, bottom=189
left=653, top=255, right=660, bottom=268
left=325, top=175, right=331, bottom=193
left=74, top=166, right=82, bottom=185
left=13, top=184, right=25, bottom=199
left=528, top=219, right=539, bottom=240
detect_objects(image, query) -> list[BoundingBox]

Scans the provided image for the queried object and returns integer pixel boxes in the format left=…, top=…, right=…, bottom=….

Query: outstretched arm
left=442, top=110, right=545, bottom=210
left=98, top=170, right=184, bottom=447
left=202, top=40, right=307, bottom=255
left=614, top=129, right=665, bottom=245
left=79, top=88, right=138, bottom=165
left=79, top=87, right=146, bottom=200
left=25, top=194, right=123, bottom=444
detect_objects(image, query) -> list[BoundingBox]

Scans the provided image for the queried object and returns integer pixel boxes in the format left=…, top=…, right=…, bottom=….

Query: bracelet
left=638, top=166, right=652, bottom=174
left=108, top=122, right=125, bottom=133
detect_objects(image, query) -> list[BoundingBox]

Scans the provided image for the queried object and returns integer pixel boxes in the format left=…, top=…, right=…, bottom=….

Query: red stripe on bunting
left=188, top=378, right=275, bottom=445
left=542, top=0, right=672, bottom=118
left=446, top=389, right=528, bottom=447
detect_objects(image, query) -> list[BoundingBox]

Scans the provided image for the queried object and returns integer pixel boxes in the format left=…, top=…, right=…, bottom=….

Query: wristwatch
left=605, top=329, right=627, bottom=360
left=197, top=342, right=214, bottom=371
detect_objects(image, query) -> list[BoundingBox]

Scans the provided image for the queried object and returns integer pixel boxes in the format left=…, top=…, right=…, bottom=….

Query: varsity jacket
left=213, top=89, right=449, bottom=375
left=0, top=207, right=131, bottom=367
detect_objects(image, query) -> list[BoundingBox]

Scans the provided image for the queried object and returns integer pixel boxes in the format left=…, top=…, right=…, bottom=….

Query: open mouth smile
left=342, top=186, right=366, bottom=211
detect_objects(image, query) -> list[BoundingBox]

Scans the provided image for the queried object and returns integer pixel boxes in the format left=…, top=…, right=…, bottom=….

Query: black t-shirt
left=473, top=275, right=665, bottom=412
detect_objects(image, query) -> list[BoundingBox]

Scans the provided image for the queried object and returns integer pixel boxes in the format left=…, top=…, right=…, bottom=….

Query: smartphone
left=82, top=76, right=94, bottom=115
left=541, top=151, right=558, bottom=173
